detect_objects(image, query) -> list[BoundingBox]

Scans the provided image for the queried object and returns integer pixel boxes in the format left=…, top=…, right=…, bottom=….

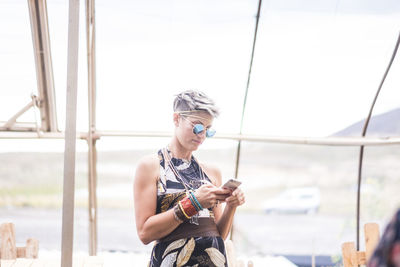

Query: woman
left=134, top=90, right=245, bottom=267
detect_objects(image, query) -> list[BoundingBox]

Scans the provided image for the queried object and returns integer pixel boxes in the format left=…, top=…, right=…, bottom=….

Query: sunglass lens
left=193, top=124, right=204, bottom=135
left=206, top=129, right=216, bottom=138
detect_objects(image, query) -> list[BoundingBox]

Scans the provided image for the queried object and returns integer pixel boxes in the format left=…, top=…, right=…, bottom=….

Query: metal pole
left=1, top=130, right=400, bottom=146
left=27, top=0, right=58, bottom=132
left=355, top=31, right=400, bottom=250
left=86, top=0, right=98, bottom=255
left=3, top=99, right=36, bottom=129
left=234, top=0, right=263, bottom=178
left=61, top=0, right=80, bottom=266
left=232, top=0, right=263, bottom=241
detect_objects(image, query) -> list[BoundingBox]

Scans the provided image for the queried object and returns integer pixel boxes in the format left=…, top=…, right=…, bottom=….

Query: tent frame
left=0, top=1, right=400, bottom=265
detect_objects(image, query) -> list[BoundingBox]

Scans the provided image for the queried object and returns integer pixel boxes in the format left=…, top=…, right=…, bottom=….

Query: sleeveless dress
left=148, top=149, right=227, bottom=267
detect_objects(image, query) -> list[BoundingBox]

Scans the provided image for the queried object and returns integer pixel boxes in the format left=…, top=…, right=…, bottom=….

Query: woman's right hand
left=194, top=182, right=231, bottom=209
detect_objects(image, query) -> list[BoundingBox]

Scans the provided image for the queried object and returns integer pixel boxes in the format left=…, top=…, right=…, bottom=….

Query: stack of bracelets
left=174, top=190, right=203, bottom=222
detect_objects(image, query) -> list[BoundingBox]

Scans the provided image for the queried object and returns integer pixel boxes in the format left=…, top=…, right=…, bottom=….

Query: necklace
left=162, top=147, right=206, bottom=192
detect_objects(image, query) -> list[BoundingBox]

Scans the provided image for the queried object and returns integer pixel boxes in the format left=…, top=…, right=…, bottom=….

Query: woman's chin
left=189, top=142, right=201, bottom=150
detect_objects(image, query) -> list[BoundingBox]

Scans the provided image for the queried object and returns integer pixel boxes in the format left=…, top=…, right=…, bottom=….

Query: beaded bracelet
left=188, top=194, right=200, bottom=211
left=189, top=191, right=203, bottom=211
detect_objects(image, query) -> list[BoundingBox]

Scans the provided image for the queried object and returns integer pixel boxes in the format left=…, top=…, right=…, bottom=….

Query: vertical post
left=0, top=223, right=17, bottom=260
left=27, top=0, right=58, bottom=132
left=61, top=0, right=80, bottom=266
left=25, top=238, right=39, bottom=259
left=365, top=223, right=380, bottom=262
left=342, top=242, right=357, bottom=267
left=85, top=0, right=98, bottom=256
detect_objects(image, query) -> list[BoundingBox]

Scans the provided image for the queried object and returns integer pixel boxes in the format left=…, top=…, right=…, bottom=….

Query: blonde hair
left=173, top=90, right=219, bottom=118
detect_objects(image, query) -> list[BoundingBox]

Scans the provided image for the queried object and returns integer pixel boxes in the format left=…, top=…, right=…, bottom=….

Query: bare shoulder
left=200, top=163, right=222, bottom=186
left=137, top=153, right=159, bottom=169
left=134, top=154, right=160, bottom=184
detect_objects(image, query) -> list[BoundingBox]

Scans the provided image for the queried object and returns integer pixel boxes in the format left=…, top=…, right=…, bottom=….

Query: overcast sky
left=1, top=0, right=400, bottom=151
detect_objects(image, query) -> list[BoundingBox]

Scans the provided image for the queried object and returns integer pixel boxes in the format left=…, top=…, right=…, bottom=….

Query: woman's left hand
left=225, top=187, right=245, bottom=208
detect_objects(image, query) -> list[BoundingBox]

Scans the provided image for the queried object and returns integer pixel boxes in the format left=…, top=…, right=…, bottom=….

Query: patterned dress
left=149, top=149, right=227, bottom=267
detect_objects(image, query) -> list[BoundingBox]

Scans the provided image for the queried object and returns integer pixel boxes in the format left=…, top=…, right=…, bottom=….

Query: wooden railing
left=0, top=223, right=104, bottom=266
left=0, top=223, right=38, bottom=260
left=342, top=223, right=380, bottom=267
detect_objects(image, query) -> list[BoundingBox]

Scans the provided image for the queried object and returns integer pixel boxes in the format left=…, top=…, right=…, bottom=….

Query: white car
left=263, top=187, right=320, bottom=214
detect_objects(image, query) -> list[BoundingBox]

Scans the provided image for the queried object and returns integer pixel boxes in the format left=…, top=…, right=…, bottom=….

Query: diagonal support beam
left=2, top=96, right=38, bottom=130
left=27, top=0, right=58, bottom=132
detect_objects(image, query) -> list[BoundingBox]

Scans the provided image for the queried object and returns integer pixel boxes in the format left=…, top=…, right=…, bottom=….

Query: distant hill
left=268, top=0, right=400, bottom=15
left=333, top=108, right=400, bottom=137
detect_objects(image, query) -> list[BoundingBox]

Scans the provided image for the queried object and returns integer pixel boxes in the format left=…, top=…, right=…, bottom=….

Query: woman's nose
left=197, top=130, right=206, bottom=138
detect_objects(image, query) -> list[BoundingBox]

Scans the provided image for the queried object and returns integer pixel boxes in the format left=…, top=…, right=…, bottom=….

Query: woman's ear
left=173, top=113, right=179, bottom=127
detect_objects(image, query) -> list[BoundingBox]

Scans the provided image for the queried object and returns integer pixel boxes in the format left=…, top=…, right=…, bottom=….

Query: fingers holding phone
left=221, top=179, right=242, bottom=192
left=222, top=179, right=245, bottom=208
left=195, top=182, right=231, bottom=209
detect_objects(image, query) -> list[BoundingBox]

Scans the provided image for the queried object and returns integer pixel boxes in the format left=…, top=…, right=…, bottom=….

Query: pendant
left=189, top=214, right=199, bottom=225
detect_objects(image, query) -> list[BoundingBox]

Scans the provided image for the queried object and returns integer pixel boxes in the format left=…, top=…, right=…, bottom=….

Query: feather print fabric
left=148, top=149, right=227, bottom=267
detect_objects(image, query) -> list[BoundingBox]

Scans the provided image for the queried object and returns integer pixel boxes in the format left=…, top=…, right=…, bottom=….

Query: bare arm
left=134, top=155, right=182, bottom=244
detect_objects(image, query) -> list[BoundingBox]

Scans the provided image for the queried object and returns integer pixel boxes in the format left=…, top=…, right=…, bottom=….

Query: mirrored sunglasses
left=193, top=124, right=216, bottom=138
left=181, top=116, right=216, bottom=138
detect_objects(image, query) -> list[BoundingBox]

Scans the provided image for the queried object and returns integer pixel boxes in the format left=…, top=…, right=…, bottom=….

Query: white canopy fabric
left=1, top=1, right=400, bottom=265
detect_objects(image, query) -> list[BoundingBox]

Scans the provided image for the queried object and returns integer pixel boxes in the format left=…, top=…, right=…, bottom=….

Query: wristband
left=173, top=206, right=183, bottom=223
left=180, top=197, right=198, bottom=217
left=190, top=191, right=203, bottom=210
left=178, top=201, right=191, bottom=219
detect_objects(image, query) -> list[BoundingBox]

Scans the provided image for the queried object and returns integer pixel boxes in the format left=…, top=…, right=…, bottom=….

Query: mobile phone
left=221, top=179, right=241, bottom=191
